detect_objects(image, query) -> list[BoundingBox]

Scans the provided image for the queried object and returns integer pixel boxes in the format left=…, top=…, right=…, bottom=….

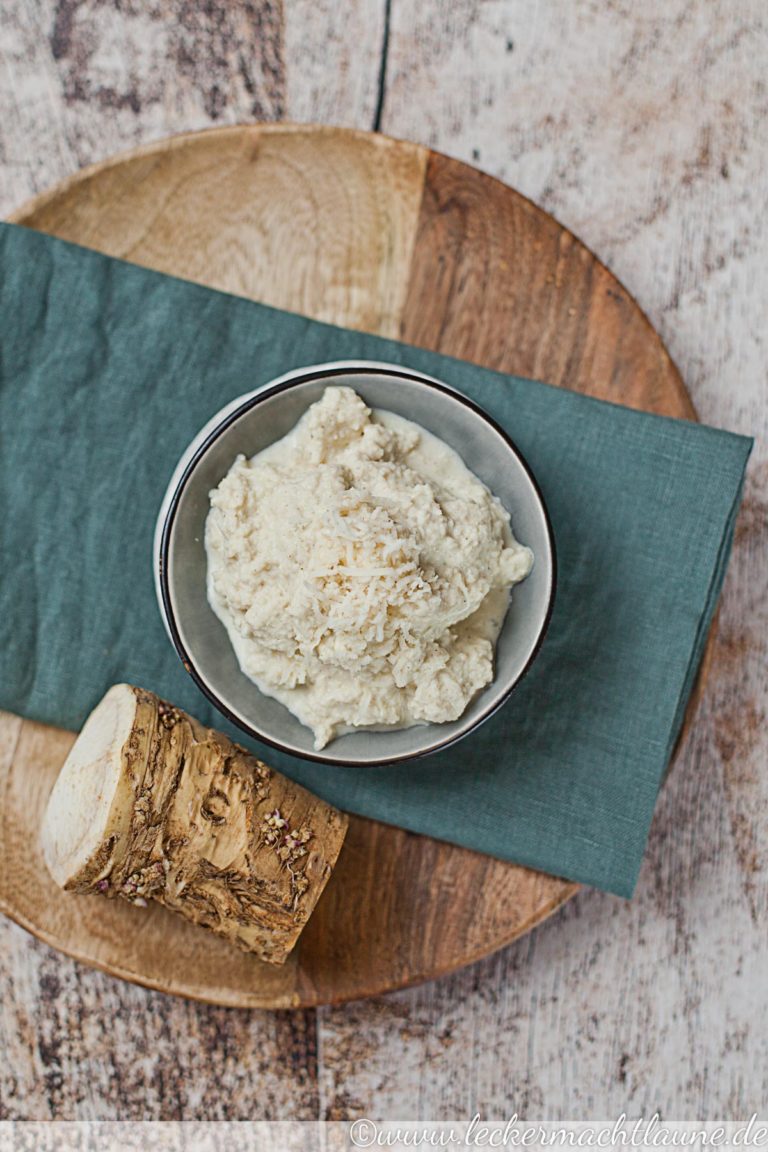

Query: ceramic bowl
left=154, top=361, right=555, bottom=765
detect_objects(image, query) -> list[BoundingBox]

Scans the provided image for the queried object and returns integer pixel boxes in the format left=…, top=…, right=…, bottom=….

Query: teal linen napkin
left=0, top=222, right=751, bottom=897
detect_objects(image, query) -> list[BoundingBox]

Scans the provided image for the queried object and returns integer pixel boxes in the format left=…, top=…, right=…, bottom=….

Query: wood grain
left=402, top=153, right=694, bottom=418
left=1, top=122, right=703, bottom=1011
left=15, top=125, right=426, bottom=336
left=0, top=0, right=764, bottom=1123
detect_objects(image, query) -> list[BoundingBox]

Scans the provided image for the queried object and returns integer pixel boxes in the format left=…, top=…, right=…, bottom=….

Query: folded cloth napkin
left=0, top=222, right=751, bottom=896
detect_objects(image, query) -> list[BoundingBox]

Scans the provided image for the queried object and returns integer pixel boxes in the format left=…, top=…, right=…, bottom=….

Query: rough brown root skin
left=41, top=684, right=348, bottom=964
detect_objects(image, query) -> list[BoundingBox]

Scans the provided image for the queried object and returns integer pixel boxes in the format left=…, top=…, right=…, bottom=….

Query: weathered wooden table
left=1, top=0, right=765, bottom=1120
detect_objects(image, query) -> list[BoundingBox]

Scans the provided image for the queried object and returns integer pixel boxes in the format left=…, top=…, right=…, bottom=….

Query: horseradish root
left=41, top=684, right=348, bottom=964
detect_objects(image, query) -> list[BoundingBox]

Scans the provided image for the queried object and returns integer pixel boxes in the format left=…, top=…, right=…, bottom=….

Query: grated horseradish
left=205, top=387, right=533, bottom=749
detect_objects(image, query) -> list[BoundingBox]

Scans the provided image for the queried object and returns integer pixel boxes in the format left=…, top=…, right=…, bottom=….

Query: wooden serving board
left=0, top=125, right=705, bottom=1008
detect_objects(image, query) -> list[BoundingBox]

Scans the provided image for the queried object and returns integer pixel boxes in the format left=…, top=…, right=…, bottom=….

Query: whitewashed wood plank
left=0, top=0, right=286, bottom=215
left=317, top=0, right=768, bottom=1119
left=0, top=0, right=319, bottom=1122
left=0, top=918, right=322, bottom=1119
left=283, top=0, right=386, bottom=128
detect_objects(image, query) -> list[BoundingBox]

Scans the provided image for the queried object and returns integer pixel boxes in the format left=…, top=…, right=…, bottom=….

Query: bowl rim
left=155, top=360, right=557, bottom=766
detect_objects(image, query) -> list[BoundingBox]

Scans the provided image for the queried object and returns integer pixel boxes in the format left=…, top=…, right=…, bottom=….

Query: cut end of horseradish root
left=41, top=683, right=139, bottom=891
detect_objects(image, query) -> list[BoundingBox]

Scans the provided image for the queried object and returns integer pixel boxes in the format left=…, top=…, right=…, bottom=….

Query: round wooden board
left=1, top=124, right=705, bottom=1008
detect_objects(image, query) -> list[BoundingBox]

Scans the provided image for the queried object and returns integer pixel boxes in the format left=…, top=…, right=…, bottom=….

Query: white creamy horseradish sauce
left=205, top=387, right=533, bottom=750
